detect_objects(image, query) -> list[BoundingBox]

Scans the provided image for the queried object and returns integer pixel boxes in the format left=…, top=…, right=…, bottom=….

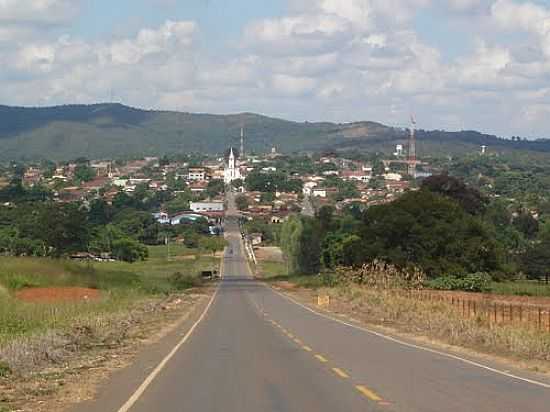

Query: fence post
left=538, top=308, right=542, bottom=331
left=519, top=305, right=522, bottom=323
left=473, top=301, right=477, bottom=316
left=510, top=304, right=513, bottom=323
left=494, top=303, right=497, bottom=324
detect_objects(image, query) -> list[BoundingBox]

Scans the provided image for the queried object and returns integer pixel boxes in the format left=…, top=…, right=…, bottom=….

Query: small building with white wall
left=190, top=202, right=225, bottom=213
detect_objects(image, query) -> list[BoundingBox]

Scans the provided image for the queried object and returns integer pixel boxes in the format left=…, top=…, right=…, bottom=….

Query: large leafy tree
left=22, top=203, right=90, bottom=257
left=280, top=216, right=321, bottom=275
left=235, top=194, right=249, bottom=211
left=422, top=174, right=487, bottom=215
left=358, top=190, right=503, bottom=277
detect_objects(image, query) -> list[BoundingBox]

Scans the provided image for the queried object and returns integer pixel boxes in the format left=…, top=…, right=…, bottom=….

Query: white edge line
left=117, top=285, right=220, bottom=412
left=269, top=286, right=550, bottom=390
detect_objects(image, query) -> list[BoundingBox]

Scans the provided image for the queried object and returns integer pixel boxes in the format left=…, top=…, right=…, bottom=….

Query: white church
left=224, top=147, right=242, bottom=184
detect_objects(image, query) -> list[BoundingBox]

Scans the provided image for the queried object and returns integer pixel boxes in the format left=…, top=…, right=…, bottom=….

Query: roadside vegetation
left=0, top=245, right=218, bottom=341
left=0, top=243, right=220, bottom=386
left=257, top=260, right=550, bottom=368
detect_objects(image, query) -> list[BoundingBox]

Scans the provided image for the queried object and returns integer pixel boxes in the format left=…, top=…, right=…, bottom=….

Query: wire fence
left=404, top=290, right=550, bottom=333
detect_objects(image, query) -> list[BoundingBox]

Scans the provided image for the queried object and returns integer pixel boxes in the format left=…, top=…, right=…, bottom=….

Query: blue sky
left=1, top=0, right=550, bottom=138
left=76, top=0, right=287, bottom=49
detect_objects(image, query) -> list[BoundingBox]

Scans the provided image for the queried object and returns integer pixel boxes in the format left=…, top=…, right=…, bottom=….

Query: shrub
left=320, top=272, right=339, bottom=287
left=169, top=272, right=201, bottom=291
left=428, top=272, right=491, bottom=293
left=336, top=261, right=426, bottom=290
left=0, top=361, right=11, bottom=377
left=3, top=274, right=39, bottom=291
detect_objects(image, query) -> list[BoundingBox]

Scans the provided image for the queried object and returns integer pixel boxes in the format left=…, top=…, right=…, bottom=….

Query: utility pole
left=240, top=125, right=245, bottom=160
left=408, top=115, right=417, bottom=179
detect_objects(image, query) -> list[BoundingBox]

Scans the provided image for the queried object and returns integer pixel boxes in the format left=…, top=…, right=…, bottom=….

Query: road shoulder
left=267, top=283, right=550, bottom=388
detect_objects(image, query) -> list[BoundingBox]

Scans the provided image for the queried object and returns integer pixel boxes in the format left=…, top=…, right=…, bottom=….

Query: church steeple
left=224, top=147, right=241, bottom=184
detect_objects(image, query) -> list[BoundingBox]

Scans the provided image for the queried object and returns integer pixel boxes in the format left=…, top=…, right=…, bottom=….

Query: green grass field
left=490, top=280, right=550, bottom=297
left=0, top=245, right=219, bottom=344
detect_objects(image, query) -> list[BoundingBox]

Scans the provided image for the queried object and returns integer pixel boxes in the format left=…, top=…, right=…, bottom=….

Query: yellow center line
left=356, top=385, right=383, bottom=402
left=314, top=354, right=328, bottom=363
left=332, top=367, right=349, bottom=379
left=294, top=338, right=303, bottom=345
left=302, top=345, right=313, bottom=352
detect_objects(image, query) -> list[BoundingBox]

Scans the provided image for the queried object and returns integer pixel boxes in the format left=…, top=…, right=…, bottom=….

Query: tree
left=74, top=164, right=96, bottom=182
left=206, top=179, right=225, bottom=198
left=280, top=216, right=321, bottom=275
left=231, top=178, right=244, bottom=189
left=88, top=199, right=113, bottom=226
left=358, top=190, right=503, bottom=277
left=199, top=236, right=227, bottom=257
left=260, top=192, right=275, bottom=204
left=522, top=240, right=550, bottom=283
left=23, top=203, right=89, bottom=257
left=165, top=191, right=192, bottom=214
left=316, top=205, right=335, bottom=234
left=235, top=194, right=249, bottom=211
left=513, top=211, right=539, bottom=239
left=90, top=225, right=148, bottom=262
left=422, top=174, right=487, bottom=214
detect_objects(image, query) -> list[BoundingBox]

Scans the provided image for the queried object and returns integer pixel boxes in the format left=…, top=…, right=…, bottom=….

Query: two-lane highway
left=76, top=213, right=550, bottom=412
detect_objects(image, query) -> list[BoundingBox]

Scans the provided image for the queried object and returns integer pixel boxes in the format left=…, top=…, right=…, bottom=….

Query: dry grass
left=326, top=284, right=550, bottom=363
left=0, top=292, right=207, bottom=412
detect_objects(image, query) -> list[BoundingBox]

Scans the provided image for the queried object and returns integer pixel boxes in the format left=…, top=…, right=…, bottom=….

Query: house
left=190, top=202, right=225, bottom=213
left=340, top=170, right=371, bottom=183
left=385, top=181, right=410, bottom=192
left=271, top=213, right=289, bottom=224
left=189, top=181, right=208, bottom=193
left=188, top=168, right=207, bottom=181
left=384, top=173, right=403, bottom=181
left=312, top=188, right=327, bottom=198
left=248, top=233, right=263, bottom=246
left=153, top=212, right=170, bottom=225
left=81, top=177, right=110, bottom=191
left=302, top=181, right=318, bottom=196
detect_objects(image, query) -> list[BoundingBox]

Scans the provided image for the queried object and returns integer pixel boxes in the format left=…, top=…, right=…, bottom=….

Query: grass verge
left=297, top=283, right=550, bottom=370
left=490, top=280, right=550, bottom=297
left=0, top=248, right=219, bottom=411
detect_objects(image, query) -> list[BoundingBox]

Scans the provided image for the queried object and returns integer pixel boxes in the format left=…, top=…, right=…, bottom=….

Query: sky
left=1, top=0, right=550, bottom=138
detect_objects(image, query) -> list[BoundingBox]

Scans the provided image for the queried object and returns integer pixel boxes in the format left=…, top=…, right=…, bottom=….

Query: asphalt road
left=75, top=215, right=550, bottom=412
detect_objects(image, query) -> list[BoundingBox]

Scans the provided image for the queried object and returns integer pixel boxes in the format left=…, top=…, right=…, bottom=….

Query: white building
left=394, top=145, right=404, bottom=157
left=312, top=188, right=327, bottom=198
left=190, top=202, right=225, bottom=213
left=384, top=173, right=403, bottom=181
left=224, top=148, right=241, bottom=184
left=188, top=168, right=206, bottom=181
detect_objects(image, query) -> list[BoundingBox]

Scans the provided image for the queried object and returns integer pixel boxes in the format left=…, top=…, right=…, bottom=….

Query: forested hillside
left=0, top=103, right=548, bottom=160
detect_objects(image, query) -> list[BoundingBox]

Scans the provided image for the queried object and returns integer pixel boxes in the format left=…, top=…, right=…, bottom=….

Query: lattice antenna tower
left=408, top=114, right=417, bottom=178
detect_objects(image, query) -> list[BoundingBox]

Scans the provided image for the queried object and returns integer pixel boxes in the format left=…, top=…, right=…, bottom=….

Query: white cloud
left=0, top=0, right=81, bottom=24
left=492, top=0, right=550, bottom=56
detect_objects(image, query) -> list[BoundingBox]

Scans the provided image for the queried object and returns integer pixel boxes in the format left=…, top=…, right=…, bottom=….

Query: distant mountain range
left=0, top=103, right=548, bottom=161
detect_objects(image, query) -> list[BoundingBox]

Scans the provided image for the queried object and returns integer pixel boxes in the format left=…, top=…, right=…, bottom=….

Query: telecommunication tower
left=408, top=115, right=417, bottom=178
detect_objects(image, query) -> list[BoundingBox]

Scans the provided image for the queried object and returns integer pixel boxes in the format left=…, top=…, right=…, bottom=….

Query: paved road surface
left=75, top=214, right=550, bottom=411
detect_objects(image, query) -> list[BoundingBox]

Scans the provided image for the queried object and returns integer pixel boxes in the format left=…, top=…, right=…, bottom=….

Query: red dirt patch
left=16, top=287, right=101, bottom=303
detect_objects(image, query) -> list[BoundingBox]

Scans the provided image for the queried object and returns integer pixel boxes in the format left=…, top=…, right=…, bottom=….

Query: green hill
left=0, top=103, right=548, bottom=160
